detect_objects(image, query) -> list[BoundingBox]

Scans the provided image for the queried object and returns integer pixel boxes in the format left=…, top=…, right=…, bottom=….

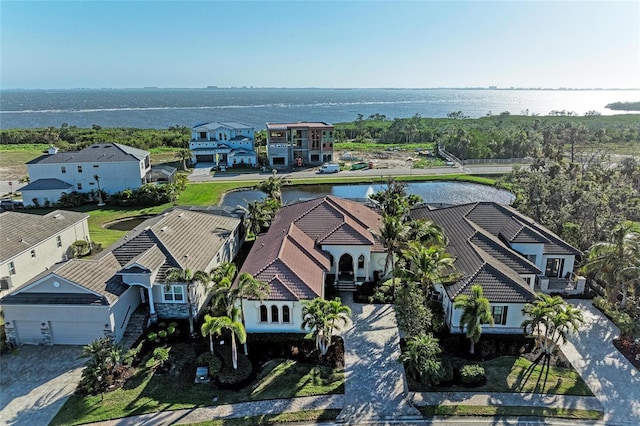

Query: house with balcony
left=1, top=207, right=242, bottom=346
left=266, top=122, right=334, bottom=167
left=190, top=121, right=257, bottom=168
left=21, top=143, right=152, bottom=207
left=0, top=210, right=90, bottom=295
left=238, top=196, right=383, bottom=333
left=410, top=202, right=584, bottom=335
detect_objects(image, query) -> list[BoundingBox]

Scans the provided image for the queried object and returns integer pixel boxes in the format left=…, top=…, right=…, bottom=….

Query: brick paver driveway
left=0, top=345, right=85, bottom=426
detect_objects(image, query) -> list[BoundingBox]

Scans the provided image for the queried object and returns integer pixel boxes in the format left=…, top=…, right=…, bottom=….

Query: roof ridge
left=275, top=259, right=318, bottom=298
left=148, top=229, right=184, bottom=270
left=291, top=197, right=332, bottom=224
left=453, top=264, right=484, bottom=298
left=325, top=196, right=374, bottom=231
left=270, top=274, right=300, bottom=301
left=285, top=230, right=330, bottom=270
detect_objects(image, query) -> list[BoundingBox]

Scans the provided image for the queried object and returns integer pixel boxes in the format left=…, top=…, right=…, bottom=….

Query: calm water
left=220, top=181, right=514, bottom=209
left=1, top=88, right=638, bottom=130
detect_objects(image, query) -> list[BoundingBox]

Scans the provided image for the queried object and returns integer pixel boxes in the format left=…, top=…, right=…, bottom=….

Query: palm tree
left=407, top=219, right=447, bottom=247
left=175, top=148, right=191, bottom=171
left=583, top=220, right=640, bottom=308
left=18, top=175, right=30, bottom=184
left=164, top=268, right=211, bottom=335
left=401, top=242, right=455, bottom=297
left=210, top=265, right=269, bottom=317
left=369, top=177, right=421, bottom=218
left=255, top=169, right=291, bottom=204
left=94, top=174, right=105, bottom=206
left=301, top=298, right=351, bottom=357
left=373, top=215, right=411, bottom=286
left=239, top=199, right=278, bottom=237
left=200, top=312, right=247, bottom=369
left=521, top=293, right=565, bottom=352
left=399, top=333, right=444, bottom=387
left=454, top=285, right=494, bottom=354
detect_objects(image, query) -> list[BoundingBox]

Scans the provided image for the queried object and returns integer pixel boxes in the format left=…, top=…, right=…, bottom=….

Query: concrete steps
left=119, top=306, right=149, bottom=349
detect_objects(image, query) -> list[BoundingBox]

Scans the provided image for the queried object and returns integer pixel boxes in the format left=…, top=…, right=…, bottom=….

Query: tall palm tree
left=175, top=148, right=191, bottom=171
left=255, top=169, right=291, bottom=204
left=200, top=312, right=247, bottom=369
left=301, top=298, right=351, bottom=357
left=211, top=266, right=269, bottom=318
left=454, top=285, right=494, bottom=354
left=374, top=215, right=411, bottom=280
left=583, top=220, right=640, bottom=308
left=407, top=219, right=447, bottom=247
left=369, top=177, right=421, bottom=218
left=239, top=199, right=278, bottom=237
left=164, top=268, right=211, bottom=335
left=94, top=174, right=105, bottom=206
left=401, top=242, right=455, bottom=297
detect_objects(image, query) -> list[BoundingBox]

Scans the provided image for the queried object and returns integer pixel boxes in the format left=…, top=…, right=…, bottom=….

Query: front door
left=338, top=254, right=354, bottom=281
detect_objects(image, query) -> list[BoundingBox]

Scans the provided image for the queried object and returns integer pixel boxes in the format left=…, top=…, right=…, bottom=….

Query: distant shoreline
left=605, top=101, right=640, bottom=111
left=2, top=87, right=640, bottom=92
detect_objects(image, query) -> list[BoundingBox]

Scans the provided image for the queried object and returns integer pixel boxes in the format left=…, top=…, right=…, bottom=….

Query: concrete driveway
left=0, top=345, right=85, bottom=426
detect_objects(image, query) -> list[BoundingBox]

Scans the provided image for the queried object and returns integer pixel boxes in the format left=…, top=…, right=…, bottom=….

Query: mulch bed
left=613, top=338, right=640, bottom=370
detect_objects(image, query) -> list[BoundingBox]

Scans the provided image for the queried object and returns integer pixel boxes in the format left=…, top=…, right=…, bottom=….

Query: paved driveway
left=562, top=300, right=640, bottom=425
left=0, top=345, right=85, bottom=426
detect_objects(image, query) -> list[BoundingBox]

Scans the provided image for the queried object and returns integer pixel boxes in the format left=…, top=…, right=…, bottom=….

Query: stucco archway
left=338, top=253, right=354, bottom=280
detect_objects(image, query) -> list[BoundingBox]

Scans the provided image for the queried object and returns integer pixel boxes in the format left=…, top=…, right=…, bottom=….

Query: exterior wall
left=540, top=254, right=575, bottom=278
left=520, top=274, right=537, bottom=291
left=0, top=218, right=90, bottom=290
left=510, top=242, right=545, bottom=270
left=27, top=159, right=148, bottom=196
left=242, top=299, right=304, bottom=333
left=109, top=286, right=141, bottom=343
left=21, top=188, right=70, bottom=207
left=321, top=244, right=373, bottom=282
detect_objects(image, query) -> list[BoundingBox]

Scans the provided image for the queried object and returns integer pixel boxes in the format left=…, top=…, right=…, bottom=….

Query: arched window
left=271, top=305, right=279, bottom=323
left=260, top=305, right=268, bottom=322
left=282, top=306, right=291, bottom=323
left=358, top=255, right=365, bottom=268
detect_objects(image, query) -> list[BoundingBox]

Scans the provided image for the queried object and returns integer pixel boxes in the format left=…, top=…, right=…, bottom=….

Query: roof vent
left=160, top=226, right=168, bottom=232
left=52, top=213, right=62, bottom=219
left=184, top=254, right=189, bottom=258
left=178, top=213, right=184, bottom=217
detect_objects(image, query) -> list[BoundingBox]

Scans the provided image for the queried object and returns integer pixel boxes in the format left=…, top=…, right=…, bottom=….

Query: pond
left=220, top=181, right=515, bottom=209
left=104, top=216, right=154, bottom=231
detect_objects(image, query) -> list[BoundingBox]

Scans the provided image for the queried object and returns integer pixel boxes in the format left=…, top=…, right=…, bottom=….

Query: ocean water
left=1, top=88, right=638, bottom=130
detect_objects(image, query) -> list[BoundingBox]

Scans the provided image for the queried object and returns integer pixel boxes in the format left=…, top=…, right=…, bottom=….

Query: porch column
left=147, top=285, right=157, bottom=322
left=352, top=257, right=357, bottom=284
left=364, top=256, right=370, bottom=281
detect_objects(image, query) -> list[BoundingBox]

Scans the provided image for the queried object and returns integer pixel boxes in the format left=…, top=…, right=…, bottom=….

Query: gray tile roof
left=27, top=143, right=148, bottom=165
left=19, top=178, right=74, bottom=191
left=0, top=292, right=108, bottom=306
left=193, top=122, right=253, bottom=131
left=0, top=210, right=89, bottom=261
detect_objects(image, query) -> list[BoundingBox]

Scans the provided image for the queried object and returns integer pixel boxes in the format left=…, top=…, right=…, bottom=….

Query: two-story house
left=266, top=122, right=334, bottom=167
left=21, top=144, right=152, bottom=206
left=1, top=208, right=242, bottom=346
left=0, top=210, right=90, bottom=294
left=190, top=121, right=257, bottom=168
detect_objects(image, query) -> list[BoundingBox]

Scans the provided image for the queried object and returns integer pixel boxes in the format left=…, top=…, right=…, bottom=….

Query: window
left=56, top=235, right=62, bottom=247
left=77, top=183, right=82, bottom=190
left=271, top=305, right=279, bottom=323
left=358, top=255, right=365, bottom=269
left=31, top=249, right=36, bottom=258
left=199, top=131, right=207, bottom=139
left=526, top=254, right=537, bottom=264
left=77, top=165, right=83, bottom=173
left=523, top=277, right=532, bottom=285
left=491, top=306, right=508, bottom=325
left=260, top=305, right=268, bottom=322
left=219, top=133, right=223, bottom=140
left=282, top=306, right=291, bottom=323
left=163, top=285, right=184, bottom=302
left=8, top=261, right=16, bottom=275
left=61, top=166, right=66, bottom=174
left=93, top=164, right=99, bottom=168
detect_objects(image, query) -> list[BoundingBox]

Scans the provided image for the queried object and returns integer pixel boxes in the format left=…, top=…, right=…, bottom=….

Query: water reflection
left=220, top=182, right=514, bottom=209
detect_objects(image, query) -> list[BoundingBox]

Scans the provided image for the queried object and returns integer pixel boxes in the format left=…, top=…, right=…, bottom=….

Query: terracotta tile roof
left=239, top=196, right=382, bottom=301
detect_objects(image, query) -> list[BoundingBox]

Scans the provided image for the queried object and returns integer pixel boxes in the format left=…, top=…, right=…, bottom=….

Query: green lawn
left=184, top=410, right=342, bottom=425
left=419, top=405, right=603, bottom=420
left=417, top=356, right=593, bottom=396
left=51, top=358, right=344, bottom=426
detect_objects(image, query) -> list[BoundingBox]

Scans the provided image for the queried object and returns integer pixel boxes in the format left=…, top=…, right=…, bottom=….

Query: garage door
left=51, top=321, right=104, bottom=345
left=196, top=155, right=214, bottom=163
left=15, top=321, right=43, bottom=345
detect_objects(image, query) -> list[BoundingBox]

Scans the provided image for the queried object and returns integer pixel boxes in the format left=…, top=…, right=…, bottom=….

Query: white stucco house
left=0, top=210, right=90, bottom=294
left=190, top=121, right=257, bottom=168
left=410, top=202, right=583, bottom=334
left=238, top=196, right=384, bottom=333
left=21, top=143, right=152, bottom=207
left=1, top=207, right=242, bottom=346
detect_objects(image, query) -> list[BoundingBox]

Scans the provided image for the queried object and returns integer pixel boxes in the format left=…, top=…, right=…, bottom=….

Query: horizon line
left=2, top=86, right=640, bottom=91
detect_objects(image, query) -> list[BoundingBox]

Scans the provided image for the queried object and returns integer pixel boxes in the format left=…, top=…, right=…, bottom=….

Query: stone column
left=147, top=286, right=158, bottom=323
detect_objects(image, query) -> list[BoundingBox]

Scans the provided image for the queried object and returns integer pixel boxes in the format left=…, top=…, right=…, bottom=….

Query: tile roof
left=239, top=196, right=382, bottom=301
left=193, top=121, right=253, bottom=131
left=19, top=178, right=74, bottom=191
left=0, top=210, right=89, bottom=261
left=410, top=202, right=558, bottom=304
left=27, top=143, right=148, bottom=165
left=266, top=122, right=334, bottom=129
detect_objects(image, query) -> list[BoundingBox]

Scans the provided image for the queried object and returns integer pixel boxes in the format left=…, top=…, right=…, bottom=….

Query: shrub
left=158, top=322, right=167, bottom=329
left=147, top=332, right=157, bottom=342
left=216, top=346, right=253, bottom=387
left=459, top=364, right=486, bottom=387
left=78, top=337, right=125, bottom=395
left=158, top=330, right=167, bottom=340
left=169, top=322, right=178, bottom=328
left=167, top=326, right=176, bottom=335
left=196, top=352, right=222, bottom=375
left=153, top=347, right=169, bottom=366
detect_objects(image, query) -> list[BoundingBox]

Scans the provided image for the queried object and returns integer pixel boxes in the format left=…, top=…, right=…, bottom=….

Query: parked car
left=194, top=366, right=210, bottom=384
left=0, top=200, right=23, bottom=212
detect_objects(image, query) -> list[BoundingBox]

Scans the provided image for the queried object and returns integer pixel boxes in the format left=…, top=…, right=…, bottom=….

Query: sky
left=1, top=0, right=639, bottom=89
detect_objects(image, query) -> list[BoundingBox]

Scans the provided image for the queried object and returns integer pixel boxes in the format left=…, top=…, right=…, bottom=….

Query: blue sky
left=1, top=1, right=639, bottom=89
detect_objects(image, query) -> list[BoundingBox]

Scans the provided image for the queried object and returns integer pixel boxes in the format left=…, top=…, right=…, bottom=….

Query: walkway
left=336, top=293, right=422, bottom=423
left=560, top=300, right=640, bottom=425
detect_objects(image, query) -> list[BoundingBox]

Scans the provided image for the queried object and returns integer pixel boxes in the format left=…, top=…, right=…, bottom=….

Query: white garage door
left=51, top=321, right=104, bottom=345
left=15, top=321, right=44, bottom=345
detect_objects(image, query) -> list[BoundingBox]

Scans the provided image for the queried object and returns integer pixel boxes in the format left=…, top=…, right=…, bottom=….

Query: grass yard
left=184, top=409, right=342, bottom=425
left=51, top=358, right=344, bottom=426
left=425, top=356, right=593, bottom=396
left=419, top=405, right=603, bottom=420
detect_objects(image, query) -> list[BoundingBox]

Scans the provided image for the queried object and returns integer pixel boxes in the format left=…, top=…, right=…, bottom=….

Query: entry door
left=545, top=258, right=565, bottom=278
